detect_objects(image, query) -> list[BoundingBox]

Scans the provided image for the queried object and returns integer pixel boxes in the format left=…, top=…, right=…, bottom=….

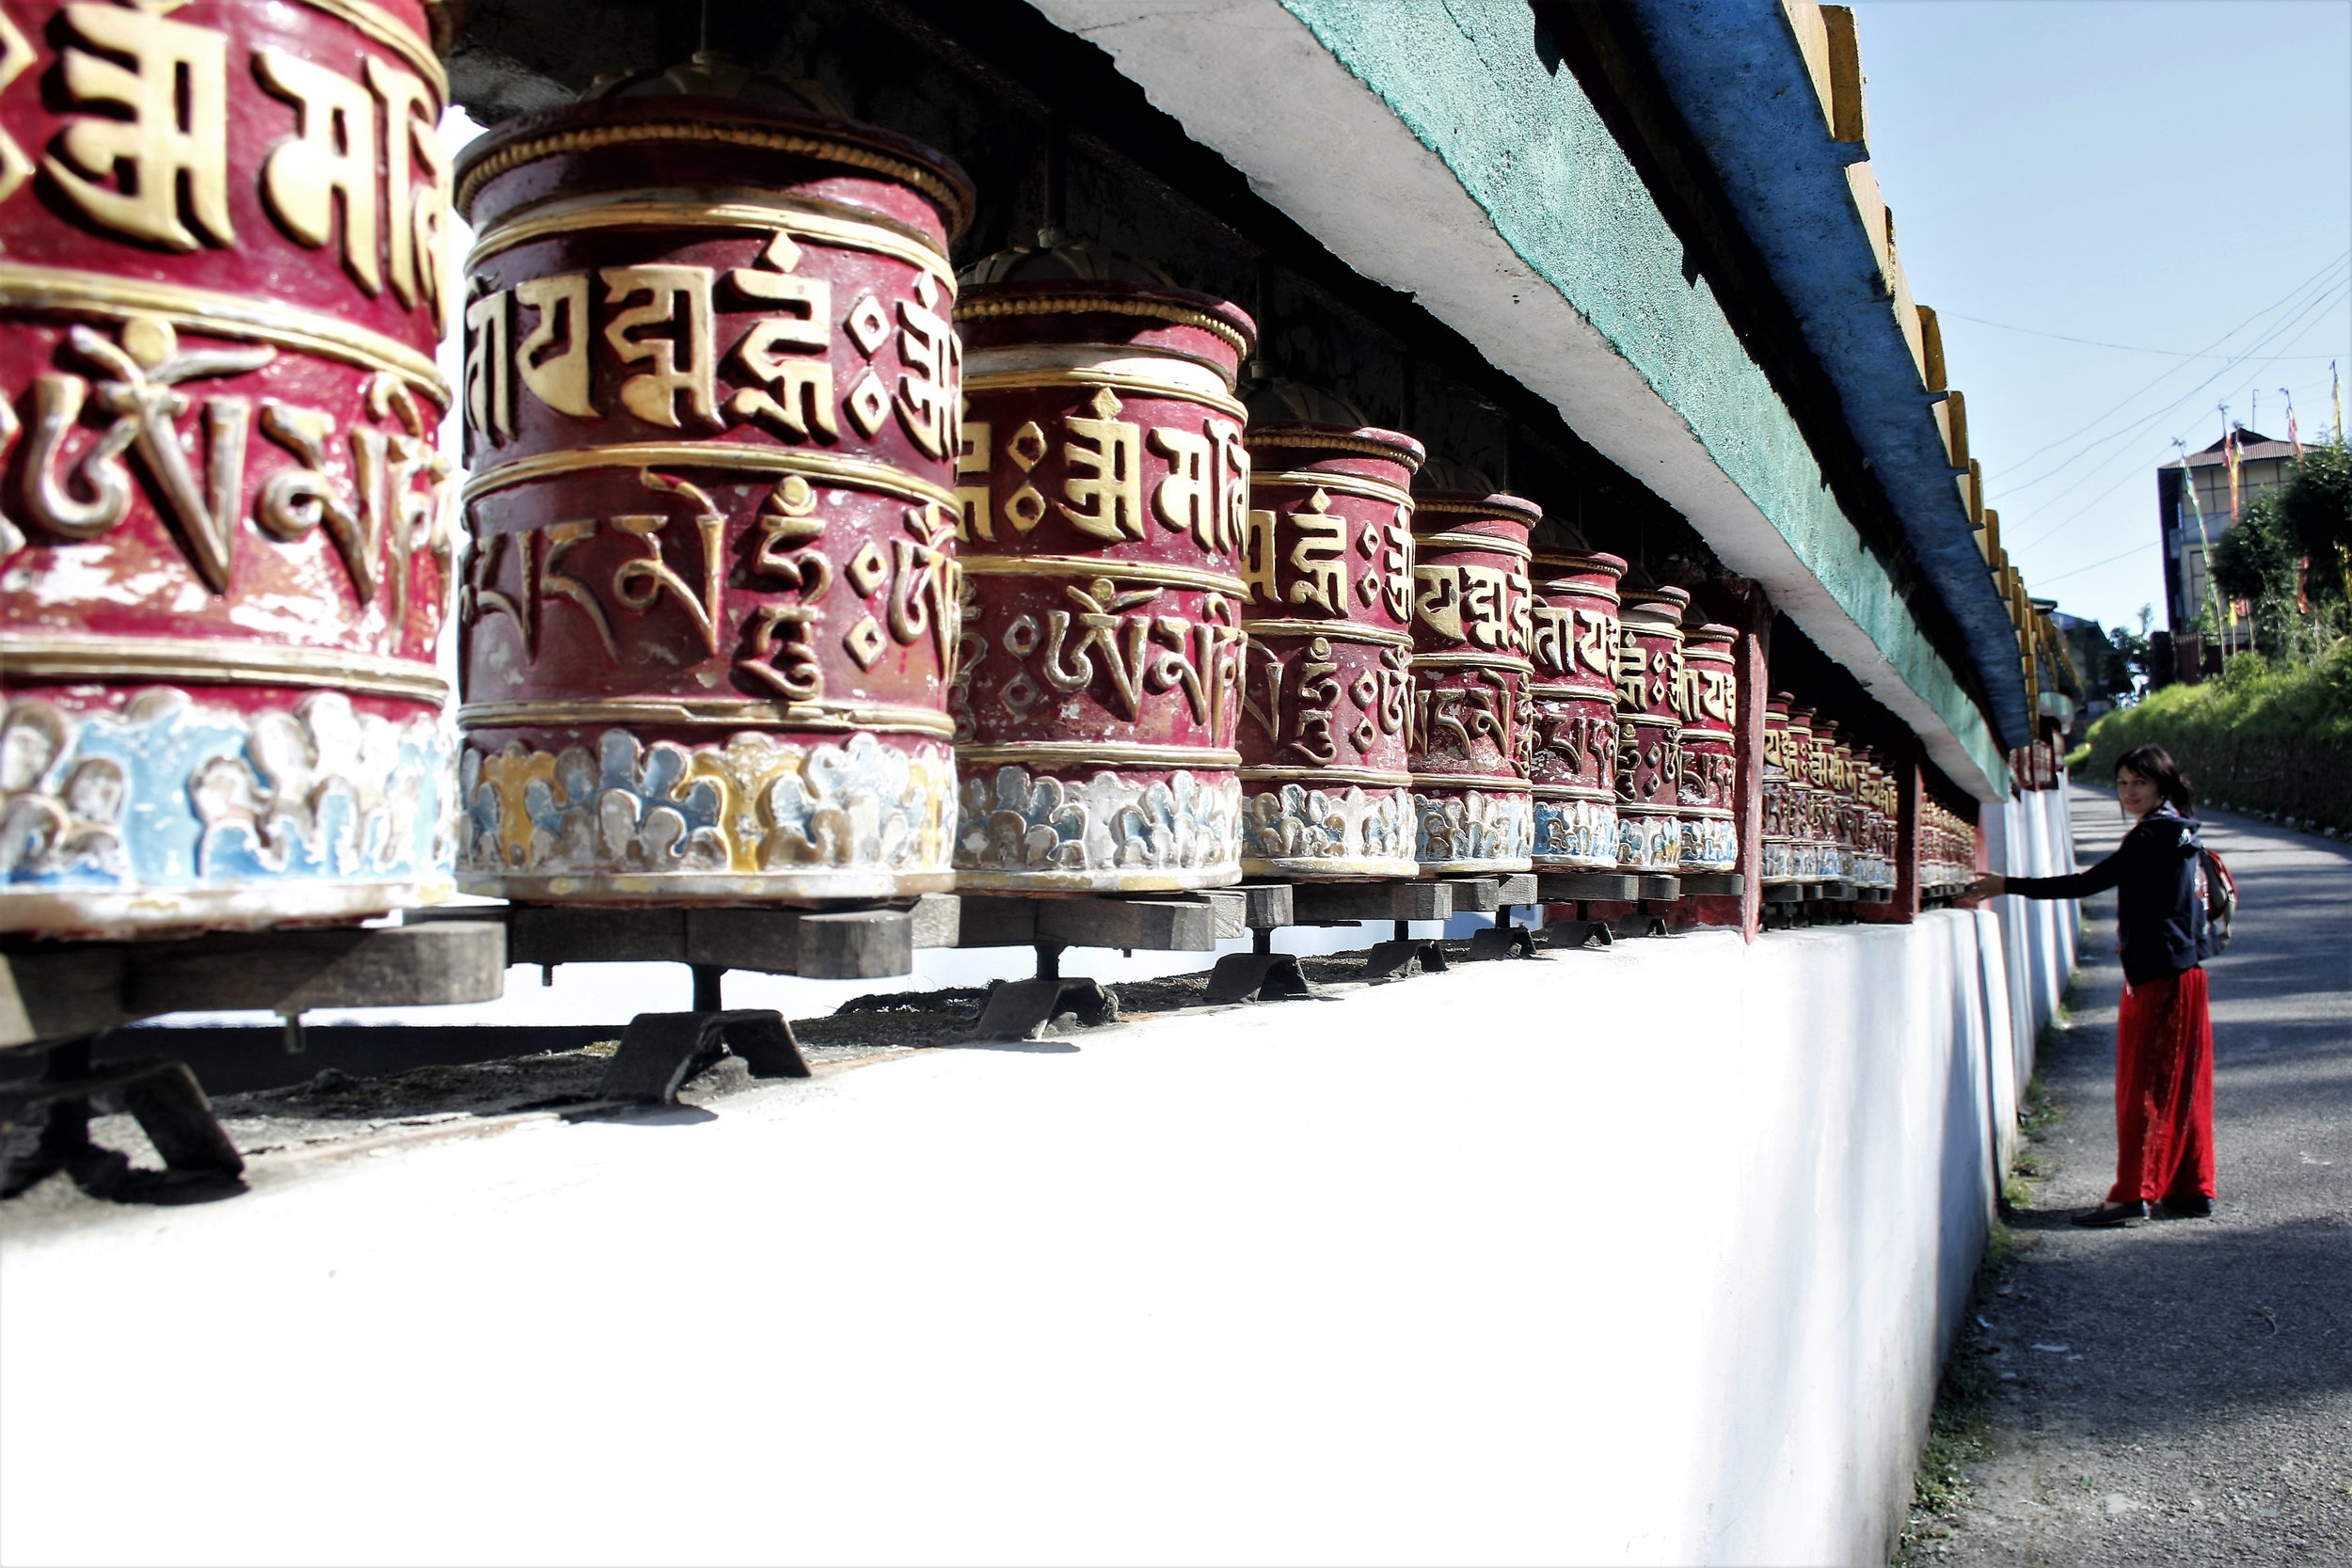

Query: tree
left=2108, top=607, right=2153, bottom=698
left=2279, top=441, right=2352, bottom=606
left=2208, top=493, right=2304, bottom=653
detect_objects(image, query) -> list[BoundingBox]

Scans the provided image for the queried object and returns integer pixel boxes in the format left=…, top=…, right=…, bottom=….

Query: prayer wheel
left=1782, top=702, right=1819, bottom=881
left=1880, top=760, right=1900, bottom=888
left=1613, top=585, right=1690, bottom=872
left=1839, top=738, right=1865, bottom=883
left=1237, top=418, right=1424, bottom=879
left=950, top=264, right=1253, bottom=891
left=1406, top=490, right=1535, bottom=873
left=1527, top=551, right=1626, bottom=871
left=452, top=94, right=973, bottom=903
left=0, top=0, right=457, bottom=938
left=1814, top=720, right=1847, bottom=882
left=1760, top=694, right=1798, bottom=887
left=1676, top=623, right=1740, bottom=873
left=1859, top=750, right=1888, bottom=889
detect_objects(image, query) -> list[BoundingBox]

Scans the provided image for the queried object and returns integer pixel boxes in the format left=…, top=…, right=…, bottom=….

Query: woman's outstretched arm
left=1971, top=838, right=2132, bottom=902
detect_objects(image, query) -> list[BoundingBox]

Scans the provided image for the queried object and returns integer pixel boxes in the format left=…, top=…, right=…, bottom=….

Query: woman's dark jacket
left=2007, top=804, right=2204, bottom=984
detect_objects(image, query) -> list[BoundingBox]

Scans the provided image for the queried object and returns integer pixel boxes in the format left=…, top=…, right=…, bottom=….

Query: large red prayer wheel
left=1676, top=622, right=1740, bottom=873
left=452, top=97, right=973, bottom=904
left=1407, top=491, right=1534, bottom=872
left=1527, top=551, right=1625, bottom=871
left=950, top=276, right=1253, bottom=891
left=1613, top=585, right=1688, bottom=872
left=0, top=0, right=457, bottom=938
left=1237, top=420, right=1423, bottom=879
left=1760, top=694, right=1798, bottom=887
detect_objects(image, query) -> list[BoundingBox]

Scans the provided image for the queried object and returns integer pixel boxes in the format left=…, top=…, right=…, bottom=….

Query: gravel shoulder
left=1905, top=789, right=2352, bottom=1565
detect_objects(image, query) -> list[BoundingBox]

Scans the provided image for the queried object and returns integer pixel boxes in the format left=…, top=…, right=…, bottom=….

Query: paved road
left=1925, top=788, right=2352, bottom=1564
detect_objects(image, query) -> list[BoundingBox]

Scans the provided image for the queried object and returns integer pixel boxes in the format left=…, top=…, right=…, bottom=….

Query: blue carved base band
left=1532, top=789, right=1617, bottom=871
left=1412, top=782, right=1534, bottom=873
left=460, top=729, right=957, bottom=904
left=1, top=687, right=454, bottom=939
left=956, top=764, right=1242, bottom=893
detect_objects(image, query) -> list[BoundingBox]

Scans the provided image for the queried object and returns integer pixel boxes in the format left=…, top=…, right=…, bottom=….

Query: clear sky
left=1851, top=0, right=2352, bottom=639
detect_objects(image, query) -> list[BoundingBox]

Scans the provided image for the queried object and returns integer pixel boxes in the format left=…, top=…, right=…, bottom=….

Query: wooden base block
left=1535, top=871, right=1641, bottom=902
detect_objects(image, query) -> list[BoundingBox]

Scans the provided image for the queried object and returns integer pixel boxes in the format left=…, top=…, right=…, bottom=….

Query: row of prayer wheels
left=1759, top=699, right=1899, bottom=891
left=1920, top=800, right=1978, bottom=890
left=2, top=19, right=1853, bottom=937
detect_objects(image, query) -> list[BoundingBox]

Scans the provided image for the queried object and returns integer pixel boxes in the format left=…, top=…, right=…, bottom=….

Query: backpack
left=2193, top=845, right=2238, bottom=957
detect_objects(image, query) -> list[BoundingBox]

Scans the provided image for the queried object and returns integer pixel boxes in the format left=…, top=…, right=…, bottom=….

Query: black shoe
left=2160, top=1195, right=2214, bottom=1218
left=2069, top=1201, right=2150, bottom=1227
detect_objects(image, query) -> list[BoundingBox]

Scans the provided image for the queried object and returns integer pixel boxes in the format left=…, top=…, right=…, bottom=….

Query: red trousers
left=2110, top=967, right=2217, bottom=1204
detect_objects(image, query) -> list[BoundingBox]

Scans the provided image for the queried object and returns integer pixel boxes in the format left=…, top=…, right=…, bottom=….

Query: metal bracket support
left=1, top=1053, right=245, bottom=1197
left=1545, top=918, right=1613, bottom=951
left=1361, top=939, right=1448, bottom=980
left=599, top=1009, right=811, bottom=1105
left=1465, top=925, right=1539, bottom=960
left=968, top=977, right=1120, bottom=1042
left=1204, top=951, right=1317, bottom=1004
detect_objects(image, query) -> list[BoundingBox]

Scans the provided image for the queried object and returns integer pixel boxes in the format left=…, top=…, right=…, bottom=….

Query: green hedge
left=2081, top=641, right=2352, bottom=833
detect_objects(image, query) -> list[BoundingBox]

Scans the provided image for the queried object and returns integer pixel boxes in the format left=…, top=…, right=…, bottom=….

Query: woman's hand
left=1967, top=872, right=2006, bottom=900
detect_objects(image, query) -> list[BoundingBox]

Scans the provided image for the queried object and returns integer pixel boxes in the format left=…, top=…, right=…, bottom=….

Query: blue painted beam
left=1620, top=0, right=2032, bottom=749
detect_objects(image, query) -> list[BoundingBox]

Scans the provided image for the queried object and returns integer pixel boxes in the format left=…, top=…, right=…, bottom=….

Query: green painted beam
left=1279, top=0, right=2009, bottom=795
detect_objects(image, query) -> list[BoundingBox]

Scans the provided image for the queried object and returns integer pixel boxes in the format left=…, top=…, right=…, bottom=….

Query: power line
left=2009, top=278, right=2349, bottom=531
left=1990, top=249, right=2350, bottom=480
left=1999, top=278, right=2351, bottom=555
left=2009, top=323, right=2344, bottom=595
left=2032, top=540, right=2156, bottom=588
left=1944, top=311, right=2349, bottom=361
left=1998, top=258, right=2350, bottom=496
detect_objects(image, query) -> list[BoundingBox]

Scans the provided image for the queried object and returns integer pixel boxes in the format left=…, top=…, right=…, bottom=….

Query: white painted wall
left=1980, top=772, right=2084, bottom=1101
left=1, top=903, right=2077, bottom=1567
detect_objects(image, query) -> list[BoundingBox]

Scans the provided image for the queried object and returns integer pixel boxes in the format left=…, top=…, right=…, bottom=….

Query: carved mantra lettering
left=963, top=389, right=1247, bottom=554
left=1, top=314, right=452, bottom=604
left=1615, top=723, right=1683, bottom=805
left=1240, top=493, right=1413, bottom=624
left=1530, top=604, right=1618, bottom=679
left=1676, top=665, right=1737, bottom=727
left=1029, top=578, right=1241, bottom=731
left=1533, top=708, right=1614, bottom=781
left=15, top=3, right=451, bottom=315
left=967, top=578, right=1242, bottom=735
left=466, top=234, right=960, bottom=461
left=1412, top=671, right=1527, bottom=777
left=1241, top=639, right=1409, bottom=765
left=1414, top=562, right=1531, bottom=653
left=466, top=473, right=961, bottom=704
left=1679, top=750, right=1737, bottom=807
left=1617, top=637, right=1683, bottom=712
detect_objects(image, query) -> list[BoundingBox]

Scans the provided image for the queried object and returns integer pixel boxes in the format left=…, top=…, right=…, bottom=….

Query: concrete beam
left=1618, top=0, right=2034, bottom=757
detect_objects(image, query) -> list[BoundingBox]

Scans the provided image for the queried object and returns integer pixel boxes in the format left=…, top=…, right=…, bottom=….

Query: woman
left=1970, top=744, right=2216, bottom=1227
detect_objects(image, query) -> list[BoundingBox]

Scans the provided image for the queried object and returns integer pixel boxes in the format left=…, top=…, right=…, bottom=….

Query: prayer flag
left=2226, top=425, right=2241, bottom=523
left=2180, top=454, right=2227, bottom=638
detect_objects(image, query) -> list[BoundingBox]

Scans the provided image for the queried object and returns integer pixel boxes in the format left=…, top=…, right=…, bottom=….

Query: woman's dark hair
left=2114, top=743, right=2194, bottom=811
